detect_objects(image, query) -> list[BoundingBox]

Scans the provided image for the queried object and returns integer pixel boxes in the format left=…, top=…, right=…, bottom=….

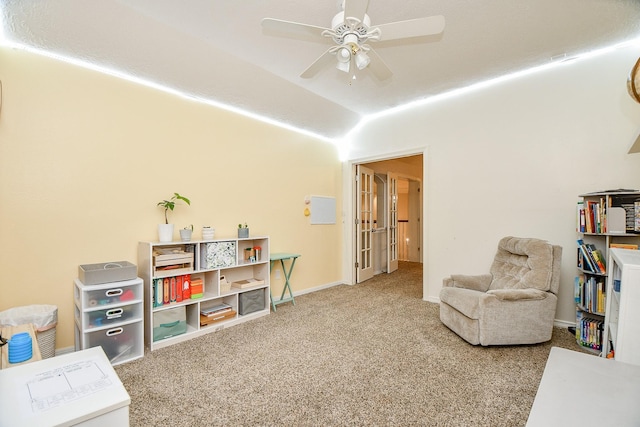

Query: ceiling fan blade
left=261, top=18, right=330, bottom=38
left=343, top=0, right=369, bottom=22
left=300, top=49, right=335, bottom=78
left=365, top=46, right=392, bottom=80
left=376, top=15, right=445, bottom=41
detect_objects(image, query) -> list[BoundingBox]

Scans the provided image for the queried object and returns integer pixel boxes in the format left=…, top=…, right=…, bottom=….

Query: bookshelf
left=602, top=248, right=640, bottom=365
left=138, top=236, right=270, bottom=351
left=575, top=190, right=640, bottom=354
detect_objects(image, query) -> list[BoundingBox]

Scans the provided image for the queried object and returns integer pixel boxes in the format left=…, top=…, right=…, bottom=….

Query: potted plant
left=238, top=222, right=249, bottom=238
left=180, top=224, right=193, bottom=242
left=157, top=193, right=191, bottom=242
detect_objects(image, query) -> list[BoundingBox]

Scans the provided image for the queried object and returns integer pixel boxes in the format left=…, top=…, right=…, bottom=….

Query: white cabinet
left=74, top=277, right=144, bottom=365
left=602, top=248, right=640, bottom=365
left=138, top=236, right=270, bottom=351
left=0, top=346, right=131, bottom=427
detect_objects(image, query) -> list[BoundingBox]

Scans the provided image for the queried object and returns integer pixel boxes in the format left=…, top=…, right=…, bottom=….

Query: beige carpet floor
left=115, top=261, right=584, bottom=426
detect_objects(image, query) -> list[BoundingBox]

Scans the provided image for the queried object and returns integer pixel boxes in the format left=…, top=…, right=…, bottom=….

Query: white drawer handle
left=105, top=289, right=123, bottom=298
left=106, top=327, right=123, bottom=336
left=106, top=308, right=123, bottom=319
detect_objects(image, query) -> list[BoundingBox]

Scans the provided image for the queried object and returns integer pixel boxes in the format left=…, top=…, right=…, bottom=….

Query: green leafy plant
left=157, top=193, right=191, bottom=224
left=184, top=224, right=194, bottom=231
left=238, top=222, right=248, bottom=229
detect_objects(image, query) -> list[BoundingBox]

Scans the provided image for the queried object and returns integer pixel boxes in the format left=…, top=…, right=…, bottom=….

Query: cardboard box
left=200, top=310, right=236, bottom=326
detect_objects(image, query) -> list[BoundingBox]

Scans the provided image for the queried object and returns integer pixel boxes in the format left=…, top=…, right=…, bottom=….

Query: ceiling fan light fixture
left=336, top=46, right=351, bottom=73
left=337, top=47, right=351, bottom=62
left=355, top=50, right=370, bottom=70
left=336, top=58, right=351, bottom=73
left=262, top=1, right=446, bottom=80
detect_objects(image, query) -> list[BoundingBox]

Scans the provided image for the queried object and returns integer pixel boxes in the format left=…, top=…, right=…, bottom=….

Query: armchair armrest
left=443, top=274, right=493, bottom=292
left=485, top=288, right=548, bottom=301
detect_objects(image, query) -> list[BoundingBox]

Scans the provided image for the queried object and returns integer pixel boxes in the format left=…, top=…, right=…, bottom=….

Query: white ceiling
left=3, top=0, right=640, bottom=139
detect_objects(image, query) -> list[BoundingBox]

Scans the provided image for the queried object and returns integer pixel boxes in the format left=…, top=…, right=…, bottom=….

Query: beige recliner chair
left=439, top=236, right=562, bottom=346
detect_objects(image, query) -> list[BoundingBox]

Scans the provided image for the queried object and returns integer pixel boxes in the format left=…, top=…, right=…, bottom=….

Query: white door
left=356, top=165, right=374, bottom=283
left=408, top=180, right=421, bottom=262
left=387, top=172, right=399, bottom=273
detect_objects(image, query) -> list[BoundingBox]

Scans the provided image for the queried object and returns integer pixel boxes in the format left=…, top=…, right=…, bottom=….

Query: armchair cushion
left=485, top=288, right=548, bottom=301
left=440, top=287, right=482, bottom=319
left=447, top=274, right=493, bottom=292
left=488, top=236, right=554, bottom=291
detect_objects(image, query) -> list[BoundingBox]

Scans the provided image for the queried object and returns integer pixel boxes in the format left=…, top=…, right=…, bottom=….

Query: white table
left=0, top=346, right=130, bottom=427
left=526, top=346, right=640, bottom=426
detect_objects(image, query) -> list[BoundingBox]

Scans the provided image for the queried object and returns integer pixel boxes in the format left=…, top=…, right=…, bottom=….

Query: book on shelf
left=577, top=201, right=586, bottom=233
left=587, top=245, right=606, bottom=273
left=575, top=274, right=606, bottom=314
left=576, top=313, right=604, bottom=351
left=201, top=303, right=232, bottom=317
left=576, top=239, right=599, bottom=273
left=153, top=274, right=192, bottom=307
left=582, top=200, right=604, bottom=233
left=577, top=246, right=595, bottom=272
left=609, top=243, right=639, bottom=250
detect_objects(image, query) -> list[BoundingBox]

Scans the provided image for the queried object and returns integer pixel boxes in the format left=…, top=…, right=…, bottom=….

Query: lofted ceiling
left=3, top=0, right=640, bottom=140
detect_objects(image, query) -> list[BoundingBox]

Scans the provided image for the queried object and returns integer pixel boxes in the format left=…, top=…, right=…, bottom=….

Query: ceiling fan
left=261, top=0, right=445, bottom=80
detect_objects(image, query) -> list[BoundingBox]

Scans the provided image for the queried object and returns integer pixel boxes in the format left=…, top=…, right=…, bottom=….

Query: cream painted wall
left=0, top=47, right=343, bottom=350
left=347, top=43, right=640, bottom=324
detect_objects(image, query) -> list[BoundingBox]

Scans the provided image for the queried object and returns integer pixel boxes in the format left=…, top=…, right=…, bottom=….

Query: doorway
left=353, top=154, right=423, bottom=285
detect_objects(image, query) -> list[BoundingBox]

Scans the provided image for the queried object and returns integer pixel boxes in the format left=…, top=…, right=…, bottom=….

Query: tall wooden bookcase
left=575, top=190, right=640, bottom=354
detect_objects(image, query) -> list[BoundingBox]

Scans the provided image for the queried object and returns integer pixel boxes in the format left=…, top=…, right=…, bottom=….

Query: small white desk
left=0, top=346, right=130, bottom=427
left=526, top=347, right=640, bottom=426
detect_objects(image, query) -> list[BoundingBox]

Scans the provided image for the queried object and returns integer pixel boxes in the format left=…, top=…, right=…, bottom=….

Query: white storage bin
left=153, top=307, right=187, bottom=342
left=75, top=278, right=143, bottom=308
left=84, top=322, right=143, bottom=364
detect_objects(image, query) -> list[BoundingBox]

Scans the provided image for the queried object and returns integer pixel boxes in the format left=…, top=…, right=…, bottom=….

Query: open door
left=356, top=165, right=374, bottom=283
left=387, top=172, right=399, bottom=273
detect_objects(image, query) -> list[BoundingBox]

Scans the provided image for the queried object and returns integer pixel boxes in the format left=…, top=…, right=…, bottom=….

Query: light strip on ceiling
left=0, top=25, right=335, bottom=147
left=345, top=36, right=640, bottom=145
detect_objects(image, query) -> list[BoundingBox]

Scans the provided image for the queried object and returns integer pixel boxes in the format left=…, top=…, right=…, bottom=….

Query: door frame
left=343, top=147, right=429, bottom=301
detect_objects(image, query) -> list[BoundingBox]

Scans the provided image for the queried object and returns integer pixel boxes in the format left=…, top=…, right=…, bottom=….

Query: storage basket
left=36, top=324, right=57, bottom=359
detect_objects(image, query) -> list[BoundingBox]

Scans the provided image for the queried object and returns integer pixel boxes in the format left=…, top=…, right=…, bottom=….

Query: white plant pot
left=158, top=224, right=174, bottom=242
left=179, top=229, right=193, bottom=242
left=202, top=228, right=215, bottom=240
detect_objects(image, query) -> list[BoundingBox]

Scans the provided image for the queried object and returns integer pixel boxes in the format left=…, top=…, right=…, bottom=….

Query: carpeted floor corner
left=115, top=261, right=584, bottom=426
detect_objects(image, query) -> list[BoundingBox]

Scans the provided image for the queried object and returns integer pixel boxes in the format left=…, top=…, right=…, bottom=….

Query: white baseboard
left=553, top=319, right=575, bottom=329
left=291, top=281, right=344, bottom=297
left=55, top=346, right=75, bottom=356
